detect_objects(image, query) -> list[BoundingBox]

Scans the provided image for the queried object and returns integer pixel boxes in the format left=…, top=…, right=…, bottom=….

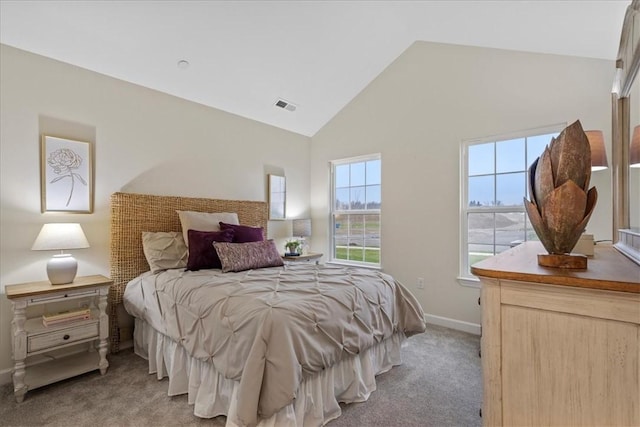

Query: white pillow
left=177, top=210, right=239, bottom=247
left=142, top=231, right=188, bottom=273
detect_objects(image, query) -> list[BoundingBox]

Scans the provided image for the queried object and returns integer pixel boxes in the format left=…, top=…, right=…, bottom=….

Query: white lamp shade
left=32, top=223, right=90, bottom=251
left=585, top=130, right=608, bottom=171
left=292, top=219, right=311, bottom=237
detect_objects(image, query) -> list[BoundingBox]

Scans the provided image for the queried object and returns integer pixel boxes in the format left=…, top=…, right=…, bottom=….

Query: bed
left=109, top=191, right=426, bottom=426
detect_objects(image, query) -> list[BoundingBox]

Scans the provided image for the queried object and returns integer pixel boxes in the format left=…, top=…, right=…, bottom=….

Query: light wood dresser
left=471, top=242, right=640, bottom=427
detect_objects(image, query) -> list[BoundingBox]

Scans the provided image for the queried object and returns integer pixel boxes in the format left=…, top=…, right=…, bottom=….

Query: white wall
left=310, top=41, right=614, bottom=328
left=0, top=40, right=619, bottom=384
left=0, top=44, right=311, bottom=380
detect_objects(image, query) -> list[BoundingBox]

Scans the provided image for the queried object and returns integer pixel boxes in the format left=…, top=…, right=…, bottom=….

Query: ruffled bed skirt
left=133, top=318, right=406, bottom=426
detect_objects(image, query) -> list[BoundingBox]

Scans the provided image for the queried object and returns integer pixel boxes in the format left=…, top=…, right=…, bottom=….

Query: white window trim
left=327, top=260, right=382, bottom=271
left=459, top=124, right=565, bottom=285
left=457, top=275, right=481, bottom=288
left=330, top=153, right=382, bottom=268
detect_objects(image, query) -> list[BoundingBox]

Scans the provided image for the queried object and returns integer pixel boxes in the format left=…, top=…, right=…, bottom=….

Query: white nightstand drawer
left=28, top=288, right=99, bottom=304
left=28, top=322, right=98, bottom=353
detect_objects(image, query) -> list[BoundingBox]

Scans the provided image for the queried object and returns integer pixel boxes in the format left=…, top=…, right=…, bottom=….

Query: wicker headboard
left=108, top=191, right=268, bottom=351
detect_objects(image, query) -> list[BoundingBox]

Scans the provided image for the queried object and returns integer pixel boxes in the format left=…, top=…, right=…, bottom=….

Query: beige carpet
left=0, top=324, right=481, bottom=426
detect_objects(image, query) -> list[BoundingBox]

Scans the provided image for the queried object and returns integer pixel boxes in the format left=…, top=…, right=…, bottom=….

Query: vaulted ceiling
left=0, top=1, right=630, bottom=136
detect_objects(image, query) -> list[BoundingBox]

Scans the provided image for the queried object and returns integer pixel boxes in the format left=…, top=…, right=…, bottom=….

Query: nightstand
left=5, top=274, right=112, bottom=403
left=282, top=252, right=323, bottom=264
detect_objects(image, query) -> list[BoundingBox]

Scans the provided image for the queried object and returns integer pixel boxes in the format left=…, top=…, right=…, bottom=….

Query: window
left=331, top=154, right=381, bottom=267
left=460, top=125, right=563, bottom=283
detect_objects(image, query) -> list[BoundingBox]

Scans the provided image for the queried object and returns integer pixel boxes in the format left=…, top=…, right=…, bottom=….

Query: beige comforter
left=124, top=263, right=425, bottom=426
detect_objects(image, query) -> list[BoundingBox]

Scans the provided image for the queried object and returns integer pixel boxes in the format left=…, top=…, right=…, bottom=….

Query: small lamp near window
left=32, top=223, right=90, bottom=285
left=585, top=130, right=608, bottom=171
left=631, top=125, right=640, bottom=168
left=292, top=219, right=311, bottom=254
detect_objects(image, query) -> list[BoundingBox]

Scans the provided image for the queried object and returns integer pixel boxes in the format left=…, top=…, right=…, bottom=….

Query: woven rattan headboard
left=108, top=191, right=268, bottom=351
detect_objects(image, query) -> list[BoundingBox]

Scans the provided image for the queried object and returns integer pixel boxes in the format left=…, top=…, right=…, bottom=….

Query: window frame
left=459, top=124, right=565, bottom=287
left=330, top=153, right=382, bottom=268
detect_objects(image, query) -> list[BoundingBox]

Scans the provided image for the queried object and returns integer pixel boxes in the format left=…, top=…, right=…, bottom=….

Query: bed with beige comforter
left=124, top=263, right=425, bottom=426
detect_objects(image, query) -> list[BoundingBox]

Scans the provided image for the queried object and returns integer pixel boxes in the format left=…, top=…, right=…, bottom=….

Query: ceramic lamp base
left=47, top=254, right=78, bottom=284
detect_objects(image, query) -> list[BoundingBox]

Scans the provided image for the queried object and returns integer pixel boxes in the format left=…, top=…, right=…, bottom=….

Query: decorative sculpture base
left=538, top=253, right=587, bottom=269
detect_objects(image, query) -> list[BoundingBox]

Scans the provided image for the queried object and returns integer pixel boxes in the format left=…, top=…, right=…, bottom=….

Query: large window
left=460, top=126, right=563, bottom=282
left=331, top=154, right=381, bottom=267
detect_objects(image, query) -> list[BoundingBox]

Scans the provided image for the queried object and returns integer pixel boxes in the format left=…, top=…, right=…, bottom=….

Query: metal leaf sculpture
left=524, top=120, right=598, bottom=255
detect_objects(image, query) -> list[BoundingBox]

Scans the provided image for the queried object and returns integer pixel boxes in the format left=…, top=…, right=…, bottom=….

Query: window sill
left=327, top=261, right=381, bottom=271
left=457, top=276, right=480, bottom=289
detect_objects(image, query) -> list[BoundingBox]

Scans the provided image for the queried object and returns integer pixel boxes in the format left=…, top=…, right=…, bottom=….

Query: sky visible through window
left=335, top=159, right=381, bottom=209
left=468, top=133, right=557, bottom=206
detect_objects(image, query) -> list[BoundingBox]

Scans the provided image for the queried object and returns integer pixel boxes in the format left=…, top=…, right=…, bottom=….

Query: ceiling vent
left=275, top=98, right=297, bottom=112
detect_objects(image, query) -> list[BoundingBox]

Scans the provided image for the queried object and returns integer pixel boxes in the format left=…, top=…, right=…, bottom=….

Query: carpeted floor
left=0, top=324, right=481, bottom=426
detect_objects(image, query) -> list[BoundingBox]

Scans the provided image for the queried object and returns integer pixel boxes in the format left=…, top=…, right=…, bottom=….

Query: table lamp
left=292, top=219, right=311, bottom=254
left=32, top=223, right=90, bottom=284
left=631, top=125, right=640, bottom=168
left=585, top=130, right=608, bottom=171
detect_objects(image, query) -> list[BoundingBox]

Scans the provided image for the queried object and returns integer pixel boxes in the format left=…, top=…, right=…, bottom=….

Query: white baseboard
left=0, top=367, right=12, bottom=386
left=425, top=313, right=481, bottom=335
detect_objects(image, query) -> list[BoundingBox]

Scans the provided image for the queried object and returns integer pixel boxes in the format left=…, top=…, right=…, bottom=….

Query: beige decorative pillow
left=142, top=231, right=188, bottom=273
left=177, top=210, right=239, bottom=247
left=213, top=240, right=284, bottom=273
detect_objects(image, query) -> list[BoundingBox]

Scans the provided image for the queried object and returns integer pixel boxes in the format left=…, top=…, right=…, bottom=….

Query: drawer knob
left=63, top=334, right=70, bottom=340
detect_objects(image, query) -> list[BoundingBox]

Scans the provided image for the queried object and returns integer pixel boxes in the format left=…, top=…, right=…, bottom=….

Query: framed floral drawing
left=40, top=135, right=93, bottom=213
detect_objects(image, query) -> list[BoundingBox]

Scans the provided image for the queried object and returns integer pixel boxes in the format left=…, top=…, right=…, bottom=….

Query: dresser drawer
left=28, top=322, right=99, bottom=353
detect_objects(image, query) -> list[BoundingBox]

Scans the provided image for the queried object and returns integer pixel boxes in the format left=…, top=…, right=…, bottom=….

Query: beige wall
left=310, top=41, right=614, bottom=328
left=0, top=40, right=618, bottom=383
left=0, top=45, right=311, bottom=379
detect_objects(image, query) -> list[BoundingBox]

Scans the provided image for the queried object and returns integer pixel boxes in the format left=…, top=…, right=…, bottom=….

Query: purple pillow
left=213, top=240, right=284, bottom=273
left=186, top=229, right=234, bottom=271
left=219, top=222, right=264, bottom=243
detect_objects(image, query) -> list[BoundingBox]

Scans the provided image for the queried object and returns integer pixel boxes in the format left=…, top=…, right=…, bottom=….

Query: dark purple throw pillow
left=219, top=222, right=264, bottom=243
left=186, top=229, right=235, bottom=271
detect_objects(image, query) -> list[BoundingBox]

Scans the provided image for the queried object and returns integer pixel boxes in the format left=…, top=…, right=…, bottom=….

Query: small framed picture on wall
left=40, top=135, right=93, bottom=213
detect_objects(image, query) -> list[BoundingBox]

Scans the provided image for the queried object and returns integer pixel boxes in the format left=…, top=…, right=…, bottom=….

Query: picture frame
left=268, top=174, right=286, bottom=220
left=40, top=135, right=93, bottom=213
